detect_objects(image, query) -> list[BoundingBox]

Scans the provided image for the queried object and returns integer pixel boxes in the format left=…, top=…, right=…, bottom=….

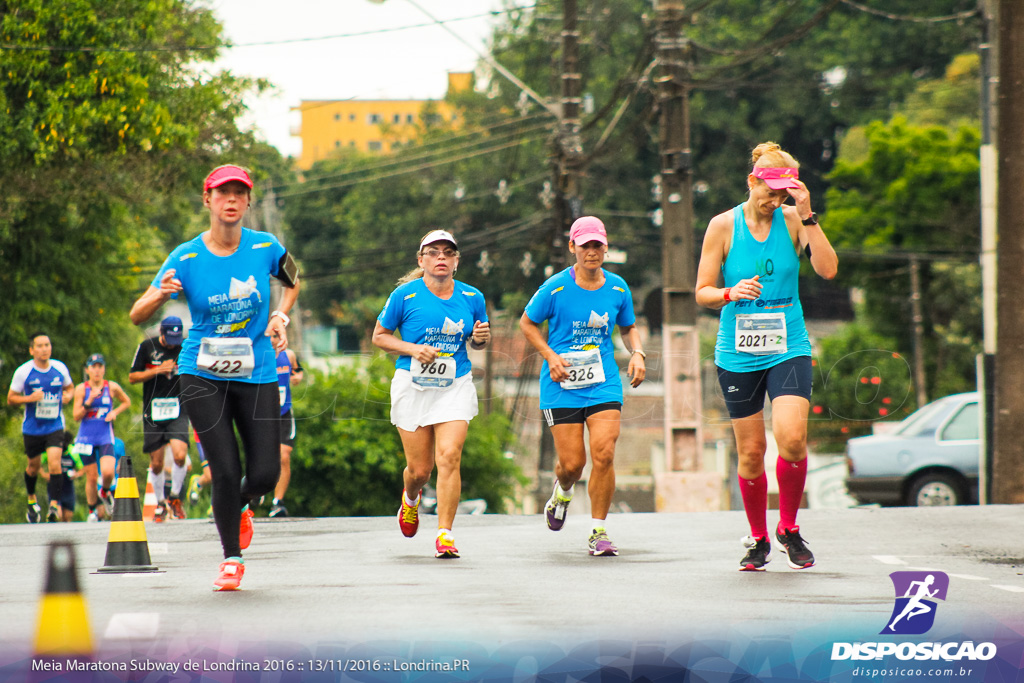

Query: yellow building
left=291, top=72, right=473, bottom=170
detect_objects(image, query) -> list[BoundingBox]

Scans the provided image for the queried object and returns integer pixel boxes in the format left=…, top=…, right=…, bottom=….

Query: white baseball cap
left=419, top=230, right=458, bottom=251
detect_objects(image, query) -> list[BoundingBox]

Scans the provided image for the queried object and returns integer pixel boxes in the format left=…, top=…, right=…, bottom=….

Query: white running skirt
left=390, top=369, right=479, bottom=432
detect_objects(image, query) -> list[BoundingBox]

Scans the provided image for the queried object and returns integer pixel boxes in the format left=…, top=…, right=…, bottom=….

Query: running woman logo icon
left=440, top=317, right=465, bottom=336
left=881, top=571, right=949, bottom=635
left=587, top=310, right=609, bottom=330
left=228, top=275, right=261, bottom=302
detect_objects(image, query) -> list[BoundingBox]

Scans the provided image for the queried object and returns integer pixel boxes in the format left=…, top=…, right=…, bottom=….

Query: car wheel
left=907, top=473, right=963, bottom=506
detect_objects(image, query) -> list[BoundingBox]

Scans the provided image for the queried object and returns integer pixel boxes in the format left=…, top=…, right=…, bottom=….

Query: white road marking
left=147, top=542, right=169, bottom=555
left=872, top=555, right=908, bottom=565
left=105, top=613, right=160, bottom=639
left=990, top=585, right=1024, bottom=593
left=945, top=573, right=989, bottom=581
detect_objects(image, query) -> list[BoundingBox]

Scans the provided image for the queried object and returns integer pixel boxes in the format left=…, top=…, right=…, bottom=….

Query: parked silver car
left=844, top=392, right=979, bottom=506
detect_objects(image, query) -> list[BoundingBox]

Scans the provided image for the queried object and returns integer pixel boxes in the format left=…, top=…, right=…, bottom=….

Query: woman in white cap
left=372, top=229, right=490, bottom=559
left=695, top=141, right=837, bottom=571
left=130, top=164, right=300, bottom=590
left=519, top=216, right=646, bottom=557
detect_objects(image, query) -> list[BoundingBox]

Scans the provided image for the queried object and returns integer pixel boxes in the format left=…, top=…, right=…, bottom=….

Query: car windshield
left=894, top=396, right=958, bottom=437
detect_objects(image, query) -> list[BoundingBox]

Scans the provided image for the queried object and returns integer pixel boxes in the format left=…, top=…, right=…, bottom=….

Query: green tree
left=0, top=0, right=270, bottom=386
left=284, top=357, right=524, bottom=517
left=824, top=114, right=981, bottom=399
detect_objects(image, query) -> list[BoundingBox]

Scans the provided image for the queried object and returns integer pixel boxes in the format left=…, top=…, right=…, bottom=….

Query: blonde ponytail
left=751, top=141, right=799, bottom=169
left=397, top=267, right=424, bottom=285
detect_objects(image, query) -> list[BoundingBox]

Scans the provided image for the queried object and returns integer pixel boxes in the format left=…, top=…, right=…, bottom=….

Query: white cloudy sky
left=207, top=0, right=513, bottom=158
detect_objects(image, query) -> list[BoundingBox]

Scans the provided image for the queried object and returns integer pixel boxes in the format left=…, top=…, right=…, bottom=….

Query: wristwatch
left=270, top=310, right=290, bottom=326
left=801, top=213, right=819, bottom=226
left=632, top=349, right=646, bottom=359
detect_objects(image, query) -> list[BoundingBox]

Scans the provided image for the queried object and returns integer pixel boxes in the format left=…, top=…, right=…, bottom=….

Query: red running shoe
left=239, top=507, right=254, bottom=550
left=435, top=531, right=459, bottom=559
left=397, top=491, right=420, bottom=538
left=213, top=559, right=245, bottom=591
left=153, top=503, right=167, bottom=523
left=168, top=498, right=186, bottom=521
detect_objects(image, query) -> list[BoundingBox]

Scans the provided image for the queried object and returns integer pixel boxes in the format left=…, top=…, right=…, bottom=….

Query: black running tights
left=180, top=375, right=280, bottom=558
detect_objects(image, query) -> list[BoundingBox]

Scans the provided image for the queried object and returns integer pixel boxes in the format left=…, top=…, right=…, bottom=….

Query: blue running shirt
left=377, top=279, right=488, bottom=378
left=9, top=360, right=73, bottom=436
left=716, top=204, right=811, bottom=371
left=276, top=350, right=292, bottom=415
left=153, top=228, right=286, bottom=384
left=76, top=381, right=114, bottom=445
left=524, top=267, right=636, bottom=409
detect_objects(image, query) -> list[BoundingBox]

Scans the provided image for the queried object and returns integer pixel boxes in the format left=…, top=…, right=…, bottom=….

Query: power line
left=836, top=0, right=980, bottom=24
left=0, top=5, right=536, bottom=53
left=279, top=114, right=553, bottom=190
left=276, top=133, right=548, bottom=199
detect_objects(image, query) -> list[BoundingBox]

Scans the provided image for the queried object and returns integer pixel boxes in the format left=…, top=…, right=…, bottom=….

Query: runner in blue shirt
left=520, top=217, right=646, bottom=557
left=129, top=164, right=300, bottom=591
left=71, top=353, right=130, bottom=521
left=269, top=348, right=303, bottom=518
left=6, top=332, right=75, bottom=523
left=372, top=230, right=490, bottom=559
left=695, top=141, right=837, bottom=571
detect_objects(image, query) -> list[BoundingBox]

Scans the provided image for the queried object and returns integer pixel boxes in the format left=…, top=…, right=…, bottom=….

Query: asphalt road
left=1, top=506, right=1022, bottom=682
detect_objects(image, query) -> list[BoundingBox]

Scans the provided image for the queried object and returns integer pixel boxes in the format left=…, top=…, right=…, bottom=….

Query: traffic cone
left=96, top=456, right=160, bottom=574
left=141, top=467, right=157, bottom=522
left=34, top=541, right=93, bottom=656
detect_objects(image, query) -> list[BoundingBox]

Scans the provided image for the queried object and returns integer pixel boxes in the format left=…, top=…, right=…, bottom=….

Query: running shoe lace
left=401, top=504, right=418, bottom=524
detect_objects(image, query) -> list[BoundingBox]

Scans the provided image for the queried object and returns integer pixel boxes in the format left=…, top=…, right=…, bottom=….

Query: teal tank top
left=715, top=203, right=811, bottom=371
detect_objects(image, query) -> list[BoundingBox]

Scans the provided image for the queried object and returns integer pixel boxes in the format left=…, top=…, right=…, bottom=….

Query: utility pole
left=977, top=0, right=998, bottom=505
left=908, top=256, right=927, bottom=408
left=653, top=0, right=706, bottom=511
left=260, top=185, right=304, bottom=356
left=992, top=0, right=1024, bottom=504
left=550, top=0, right=582, bottom=271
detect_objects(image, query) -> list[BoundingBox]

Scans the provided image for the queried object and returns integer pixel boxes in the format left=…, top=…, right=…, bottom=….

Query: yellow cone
left=34, top=542, right=93, bottom=656
left=97, top=455, right=160, bottom=573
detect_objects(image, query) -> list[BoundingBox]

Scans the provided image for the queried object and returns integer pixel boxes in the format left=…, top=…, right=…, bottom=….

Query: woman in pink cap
left=130, top=164, right=300, bottom=590
left=695, top=142, right=838, bottom=571
left=520, top=216, right=646, bottom=557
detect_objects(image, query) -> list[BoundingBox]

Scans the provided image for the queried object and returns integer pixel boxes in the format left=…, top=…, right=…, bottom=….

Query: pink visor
left=204, top=165, right=254, bottom=191
left=752, top=166, right=800, bottom=190
left=569, top=216, right=608, bottom=245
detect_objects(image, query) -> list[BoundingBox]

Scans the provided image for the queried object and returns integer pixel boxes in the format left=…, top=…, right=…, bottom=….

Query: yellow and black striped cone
left=96, top=455, right=160, bottom=573
left=34, top=541, right=93, bottom=656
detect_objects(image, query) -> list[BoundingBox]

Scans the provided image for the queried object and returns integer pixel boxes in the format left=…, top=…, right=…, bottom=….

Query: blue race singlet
left=715, top=204, right=810, bottom=371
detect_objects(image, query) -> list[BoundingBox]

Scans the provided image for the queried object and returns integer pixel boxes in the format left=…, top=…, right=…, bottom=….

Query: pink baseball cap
left=204, top=165, right=254, bottom=191
left=569, top=216, right=608, bottom=245
left=751, top=166, right=800, bottom=190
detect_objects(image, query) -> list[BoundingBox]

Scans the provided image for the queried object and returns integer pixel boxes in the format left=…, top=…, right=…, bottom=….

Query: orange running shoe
left=397, top=490, right=420, bottom=538
left=168, top=497, right=186, bottom=521
left=239, top=507, right=254, bottom=550
left=213, top=558, right=245, bottom=591
left=434, top=531, right=459, bottom=559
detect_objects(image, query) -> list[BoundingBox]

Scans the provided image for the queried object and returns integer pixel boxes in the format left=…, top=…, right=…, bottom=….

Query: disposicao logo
left=831, top=571, right=997, bottom=662
left=883, top=571, right=948, bottom=635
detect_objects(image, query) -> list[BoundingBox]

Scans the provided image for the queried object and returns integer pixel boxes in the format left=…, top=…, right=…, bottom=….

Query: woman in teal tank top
left=696, top=142, right=838, bottom=572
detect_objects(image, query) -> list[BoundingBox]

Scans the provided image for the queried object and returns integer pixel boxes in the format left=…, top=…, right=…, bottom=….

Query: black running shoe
left=775, top=525, right=815, bottom=569
left=739, top=536, right=771, bottom=571
left=46, top=503, right=60, bottom=523
left=26, top=503, right=41, bottom=524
